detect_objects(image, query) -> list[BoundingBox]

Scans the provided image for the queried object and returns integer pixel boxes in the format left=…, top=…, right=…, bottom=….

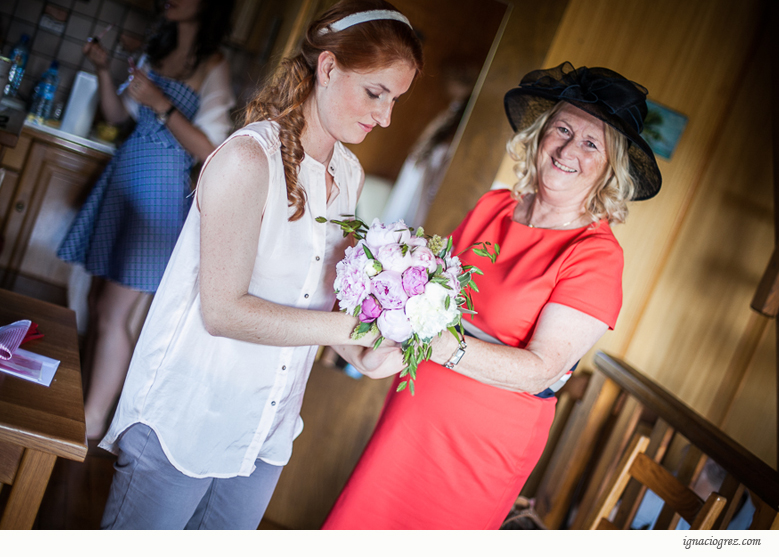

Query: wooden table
left=0, top=287, right=86, bottom=529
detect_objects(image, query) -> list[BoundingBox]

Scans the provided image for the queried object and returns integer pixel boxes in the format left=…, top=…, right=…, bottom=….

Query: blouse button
left=271, top=401, right=276, bottom=406
left=315, top=256, right=321, bottom=261
left=282, top=366, right=286, bottom=370
left=304, top=293, right=309, bottom=298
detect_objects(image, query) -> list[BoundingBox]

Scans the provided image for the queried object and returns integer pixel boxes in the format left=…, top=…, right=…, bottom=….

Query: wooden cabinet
left=0, top=127, right=111, bottom=303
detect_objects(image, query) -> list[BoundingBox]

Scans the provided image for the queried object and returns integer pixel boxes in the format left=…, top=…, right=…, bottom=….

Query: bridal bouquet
left=317, top=216, right=498, bottom=394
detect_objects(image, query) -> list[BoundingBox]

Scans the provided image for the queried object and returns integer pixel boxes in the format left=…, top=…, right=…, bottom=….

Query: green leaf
left=409, top=380, right=415, bottom=396
left=373, top=336, right=383, bottom=350
left=362, top=244, right=375, bottom=260
left=444, top=295, right=450, bottom=310
left=315, top=216, right=328, bottom=223
left=396, top=381, right=408, bottom=392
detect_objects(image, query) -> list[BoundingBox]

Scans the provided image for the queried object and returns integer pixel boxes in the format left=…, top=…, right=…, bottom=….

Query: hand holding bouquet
left=318, top=216, right=498, bottom=394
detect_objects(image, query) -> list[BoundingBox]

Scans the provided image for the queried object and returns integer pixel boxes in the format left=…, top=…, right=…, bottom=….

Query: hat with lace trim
left=504, top=62, right=662, bottom=200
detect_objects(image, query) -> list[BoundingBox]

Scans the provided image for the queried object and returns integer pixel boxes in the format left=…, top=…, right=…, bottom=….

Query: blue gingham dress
left=57, top=71, right=199, bottom=292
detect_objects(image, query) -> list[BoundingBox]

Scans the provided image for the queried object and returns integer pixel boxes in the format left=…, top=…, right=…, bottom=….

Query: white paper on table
left=0, top=348, right=60, bottom=386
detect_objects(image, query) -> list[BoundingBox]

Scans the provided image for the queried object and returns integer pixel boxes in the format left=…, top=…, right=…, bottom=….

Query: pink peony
left=365, top=219, right=411, bottom=252
left=358, top=295, right=383, bottom=323
left=346, top=241, right=370, bottom=265
left=377, top=308, right=413, bottom=343
left=371, top=270, right=408, bottom=310
left=377, top=243, right=413, bottom=273
left=411, top=246, right=437, bottom=273
left=334, top=259, right=371, bottom=315
left=401, top=266, right=428, bottom=296
left=443, top=268, right=461, bottom=297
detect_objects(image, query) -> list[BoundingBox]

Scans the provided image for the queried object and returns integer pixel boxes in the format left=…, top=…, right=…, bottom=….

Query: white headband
left=319, top=9, right=412, bottom=35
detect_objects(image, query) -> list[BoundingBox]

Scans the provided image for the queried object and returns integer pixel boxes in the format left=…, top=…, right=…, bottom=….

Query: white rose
left=404, top=282, right=459, bottom=340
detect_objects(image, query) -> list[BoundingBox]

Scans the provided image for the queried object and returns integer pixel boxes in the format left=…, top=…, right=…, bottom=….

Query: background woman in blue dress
left=58, top=0, right=236, bottom=439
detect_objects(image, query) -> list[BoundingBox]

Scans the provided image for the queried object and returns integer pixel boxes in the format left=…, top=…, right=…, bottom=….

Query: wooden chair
left=587, top=433, right=727, bottom=530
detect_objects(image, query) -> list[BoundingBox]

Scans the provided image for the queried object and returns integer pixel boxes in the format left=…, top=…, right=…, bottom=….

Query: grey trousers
left=101, top=423, right=283, bottom=530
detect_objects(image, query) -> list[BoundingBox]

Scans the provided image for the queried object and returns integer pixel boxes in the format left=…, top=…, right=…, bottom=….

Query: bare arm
left=127, top=69, right=216, bottom=162
left=428, top=303, right=609, bottom=393
left=197, top=136, right=377, bottom=348
left=83, top=41, right=129, bottom=125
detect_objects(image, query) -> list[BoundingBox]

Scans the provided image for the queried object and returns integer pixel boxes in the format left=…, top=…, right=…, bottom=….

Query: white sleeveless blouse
left=100, top=121, right=363, bottom=478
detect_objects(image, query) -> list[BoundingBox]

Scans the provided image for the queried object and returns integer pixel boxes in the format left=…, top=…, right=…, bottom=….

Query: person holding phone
left=58, top=0, right=236, bottom=439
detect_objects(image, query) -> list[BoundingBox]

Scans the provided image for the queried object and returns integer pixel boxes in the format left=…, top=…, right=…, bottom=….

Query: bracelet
left=156, top=104, right=175, bottom=125
left=444, top=339, right=467, bottom=369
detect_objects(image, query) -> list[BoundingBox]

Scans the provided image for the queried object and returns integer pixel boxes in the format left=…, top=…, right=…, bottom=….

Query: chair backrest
left=588, top=433, right=727, bottom=530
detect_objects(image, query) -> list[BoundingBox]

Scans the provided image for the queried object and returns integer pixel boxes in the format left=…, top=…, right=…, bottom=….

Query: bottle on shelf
left=28, top=60, right=61, bottom=125
left=5, top=34, right=30, bottom=98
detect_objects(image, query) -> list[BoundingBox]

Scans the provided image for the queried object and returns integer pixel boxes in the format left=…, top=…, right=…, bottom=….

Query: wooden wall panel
left=721, top=321, right=777, bottom=468
left=625, top=24, right=773, bottom=419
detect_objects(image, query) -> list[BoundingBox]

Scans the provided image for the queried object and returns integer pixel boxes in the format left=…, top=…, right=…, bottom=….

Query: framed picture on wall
left=641, top=99, right=688, bottom=160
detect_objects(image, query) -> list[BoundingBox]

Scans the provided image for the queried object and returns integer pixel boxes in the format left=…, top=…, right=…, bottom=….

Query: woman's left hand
left=127, top=69, right=170, bottom=113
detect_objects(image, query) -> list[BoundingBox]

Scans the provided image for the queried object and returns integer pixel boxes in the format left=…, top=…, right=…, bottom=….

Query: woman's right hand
left=335, top=343, right=405, bottom=380
left=83, top=40, right=109, bottom=71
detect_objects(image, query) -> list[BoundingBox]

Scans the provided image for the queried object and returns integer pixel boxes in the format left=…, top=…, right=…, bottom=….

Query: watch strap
left=156, top=103, right=175, bottom=125
left=444, top=339, right=467, bottom=369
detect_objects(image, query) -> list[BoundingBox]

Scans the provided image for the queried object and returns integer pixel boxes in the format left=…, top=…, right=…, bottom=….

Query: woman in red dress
left=322, top=62, right=663, bottom=529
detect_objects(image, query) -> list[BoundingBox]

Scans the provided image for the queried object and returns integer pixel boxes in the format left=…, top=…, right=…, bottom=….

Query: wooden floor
left=33, top=441, right=115, bottom=529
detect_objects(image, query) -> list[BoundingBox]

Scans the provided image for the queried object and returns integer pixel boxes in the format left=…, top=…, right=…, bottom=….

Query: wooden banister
left=593, top=352, right=779, bottom=510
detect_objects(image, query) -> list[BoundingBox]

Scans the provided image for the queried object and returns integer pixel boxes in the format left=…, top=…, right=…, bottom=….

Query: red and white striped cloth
left=0, top=320, right=31, bottom=360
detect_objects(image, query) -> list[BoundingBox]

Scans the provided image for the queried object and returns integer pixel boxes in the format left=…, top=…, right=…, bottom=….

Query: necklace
left=524, top=195, right=584, bottom=229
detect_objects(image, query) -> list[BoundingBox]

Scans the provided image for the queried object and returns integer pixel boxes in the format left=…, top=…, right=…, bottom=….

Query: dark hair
left=244, top=0, right=424, bottom=221
left=146, top=0, right=235, bottom=75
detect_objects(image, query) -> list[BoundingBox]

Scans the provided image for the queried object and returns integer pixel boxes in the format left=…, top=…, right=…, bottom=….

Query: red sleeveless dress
left=323, top=189, right=623, bottom=529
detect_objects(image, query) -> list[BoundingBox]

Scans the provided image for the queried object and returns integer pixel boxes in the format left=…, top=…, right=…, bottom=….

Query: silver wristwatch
left=444, top=339, right=467, bottom=369
left=156, top=104, right=175, bottom=125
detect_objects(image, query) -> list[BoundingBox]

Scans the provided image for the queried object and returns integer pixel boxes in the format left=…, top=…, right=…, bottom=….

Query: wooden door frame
left=424, top=0, right=570, bottom=235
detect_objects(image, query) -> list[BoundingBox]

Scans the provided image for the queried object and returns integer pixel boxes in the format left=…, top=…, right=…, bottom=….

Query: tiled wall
left=0, top=0, right=265, bottom=128
left=0, top=0, right=156, bottom=109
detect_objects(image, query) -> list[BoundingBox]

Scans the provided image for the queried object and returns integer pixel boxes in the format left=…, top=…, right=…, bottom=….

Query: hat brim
left=504, top=88, right=662, bottom=201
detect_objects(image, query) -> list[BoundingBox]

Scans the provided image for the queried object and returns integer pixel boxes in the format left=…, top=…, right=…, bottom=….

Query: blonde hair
left=244, top=0, right=423, bottom=221
left=507, top=102, right=636, bottom=225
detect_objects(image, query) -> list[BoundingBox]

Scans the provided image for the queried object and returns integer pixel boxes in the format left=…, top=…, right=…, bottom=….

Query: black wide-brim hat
left=504, top=62, right=662, bottom=201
